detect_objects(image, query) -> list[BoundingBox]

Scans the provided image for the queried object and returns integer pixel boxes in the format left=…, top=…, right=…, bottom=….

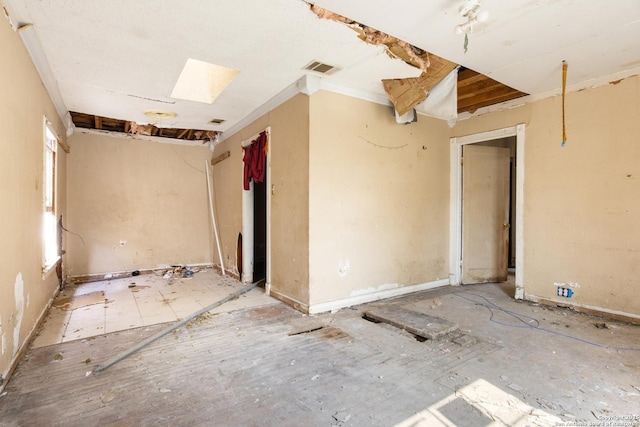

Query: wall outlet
left=557, top=287, right=573, bottom=298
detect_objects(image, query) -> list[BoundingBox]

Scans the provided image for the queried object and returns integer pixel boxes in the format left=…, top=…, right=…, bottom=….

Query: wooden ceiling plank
left=458, top=91, right=527, bottom=113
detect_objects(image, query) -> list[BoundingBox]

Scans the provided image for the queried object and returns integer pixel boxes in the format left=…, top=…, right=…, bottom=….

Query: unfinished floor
left=1, top=272, right=639, bottom=426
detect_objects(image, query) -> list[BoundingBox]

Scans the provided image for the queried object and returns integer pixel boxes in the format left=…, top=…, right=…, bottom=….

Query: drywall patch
left=338, top=259, right=350, bottom=277
left=553, top=281, right=580, bottom=288
left=13, top=273, right=25, bottom=356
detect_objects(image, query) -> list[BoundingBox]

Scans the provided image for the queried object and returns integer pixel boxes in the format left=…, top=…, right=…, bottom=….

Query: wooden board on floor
left=364, top=306, right=458, bottom=339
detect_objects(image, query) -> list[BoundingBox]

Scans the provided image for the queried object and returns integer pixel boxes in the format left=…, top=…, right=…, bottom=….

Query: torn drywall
left=13, top=273, right=24, bottom=356
left=309, top=3, right=457, bottom=115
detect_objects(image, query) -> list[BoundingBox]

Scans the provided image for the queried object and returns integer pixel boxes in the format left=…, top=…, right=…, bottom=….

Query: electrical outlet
left=556, top=287, right=573, bottom=298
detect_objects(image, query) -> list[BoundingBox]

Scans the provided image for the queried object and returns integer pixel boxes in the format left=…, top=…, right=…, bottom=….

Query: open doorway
left=253, top=166, right=267, bottom=283
left=449, top=125, right=525, bottom=299
left=241, top=128, right=271, bottom=293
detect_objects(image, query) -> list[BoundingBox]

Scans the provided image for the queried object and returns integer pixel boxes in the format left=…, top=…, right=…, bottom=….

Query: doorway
left=253, top=166, right=267, bottom=283
left=241, top=128, right=271, bottom=294
left=449, top=125, right=525, bottom=299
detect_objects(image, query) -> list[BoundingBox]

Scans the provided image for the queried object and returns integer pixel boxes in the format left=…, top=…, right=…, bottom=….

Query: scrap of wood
left=365, top=306, right=458, bottom=340
left=211, top=150, right=230, bottom=166
left=57, top=139, right=71, bottom=153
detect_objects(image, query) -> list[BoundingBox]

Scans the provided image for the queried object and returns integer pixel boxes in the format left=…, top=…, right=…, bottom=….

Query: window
left=43, top=122, right=59, bottom=272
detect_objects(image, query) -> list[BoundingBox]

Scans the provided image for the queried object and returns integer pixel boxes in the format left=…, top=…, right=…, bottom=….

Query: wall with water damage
left=65, top=132, right=214, bottom=276
left=453, top=73, right=640, bottom=319
left=212, top=94, right=311, bottom=308
left=308, top=90, right=451, bottom=311
left=0, top=17, right=67, bottom=386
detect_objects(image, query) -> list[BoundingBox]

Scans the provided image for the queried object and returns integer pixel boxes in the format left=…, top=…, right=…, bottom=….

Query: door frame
left=241, top=127, right=271, bottom=295
left=449, top=124, right=525, bottom=299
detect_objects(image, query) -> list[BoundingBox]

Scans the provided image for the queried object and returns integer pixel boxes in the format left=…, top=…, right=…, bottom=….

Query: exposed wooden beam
left=177, top=128, right=190, bottom=139
left=94, top=115, right=102, bottom=130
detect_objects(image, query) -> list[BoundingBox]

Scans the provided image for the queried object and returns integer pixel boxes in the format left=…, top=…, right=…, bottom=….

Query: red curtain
left=243, top=131, right=268, bottom=190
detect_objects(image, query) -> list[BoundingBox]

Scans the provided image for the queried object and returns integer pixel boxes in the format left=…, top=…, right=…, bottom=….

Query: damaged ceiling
left=3, top=0, right=640, bottom=141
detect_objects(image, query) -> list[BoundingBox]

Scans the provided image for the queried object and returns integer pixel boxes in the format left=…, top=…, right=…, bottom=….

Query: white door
left=462, top=145, right=510, bottom=284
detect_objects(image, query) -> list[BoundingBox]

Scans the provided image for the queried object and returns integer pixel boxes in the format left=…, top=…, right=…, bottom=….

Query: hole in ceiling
left=209, top=118, right=226, bottom=125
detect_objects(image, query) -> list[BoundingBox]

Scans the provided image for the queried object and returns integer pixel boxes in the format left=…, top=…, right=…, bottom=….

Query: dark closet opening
left=253, top=159, right=267, bottom=284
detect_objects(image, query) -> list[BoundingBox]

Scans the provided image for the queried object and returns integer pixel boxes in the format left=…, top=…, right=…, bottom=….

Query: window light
left=171, top=58, right=240, bottom=104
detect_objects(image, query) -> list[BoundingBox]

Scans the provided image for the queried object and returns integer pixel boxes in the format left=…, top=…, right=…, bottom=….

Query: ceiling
left=4, top=0, right=640, bottom=141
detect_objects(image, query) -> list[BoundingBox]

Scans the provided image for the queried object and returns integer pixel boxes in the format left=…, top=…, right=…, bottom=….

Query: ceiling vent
left=209, top=118, right=226, bottom=125
left=303, top=60, right=339, bottom=75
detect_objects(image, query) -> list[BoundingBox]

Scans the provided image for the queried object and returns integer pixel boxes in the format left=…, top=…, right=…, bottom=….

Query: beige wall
left=308, top=91, right=451, bottom=306
left=66, top=133, right=213, bottom=276
left=454, top=74, right=640, bottom=316
left=0, top=20, right=67, bottom=383
left=212, top=94, right=310, bottom=305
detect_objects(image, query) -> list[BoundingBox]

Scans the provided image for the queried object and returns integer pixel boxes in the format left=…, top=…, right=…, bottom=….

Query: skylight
left=171, top=58, right=240, bottom=104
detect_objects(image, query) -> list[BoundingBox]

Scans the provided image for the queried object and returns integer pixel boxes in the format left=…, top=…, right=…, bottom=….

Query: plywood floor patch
left=364, top=306, right=459, bottom=340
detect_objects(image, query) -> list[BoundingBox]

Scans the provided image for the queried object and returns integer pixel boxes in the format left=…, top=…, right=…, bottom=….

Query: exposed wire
left=359, top=136, right=408, bottom=150
left=454, top=291, right=640, bottom=351
left=172, top=147, right=205, bottom=174
left=60, top=223, right=86, bottom=247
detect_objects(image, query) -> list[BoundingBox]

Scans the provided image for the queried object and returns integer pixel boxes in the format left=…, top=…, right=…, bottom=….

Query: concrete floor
left=1, top=272, right=639, bottom=426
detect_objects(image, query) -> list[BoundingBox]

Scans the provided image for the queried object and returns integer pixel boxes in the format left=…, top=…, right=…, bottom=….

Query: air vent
left=209, top=118, right=226, bottom=125
left=303, top=60, right=339, bottom=75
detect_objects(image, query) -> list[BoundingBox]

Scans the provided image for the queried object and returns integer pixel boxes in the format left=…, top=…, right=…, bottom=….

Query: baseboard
left=212, top=264, right=240, bottom=281
left=1, top=285, right=60, bottom=393
left=308, top=279, right=451, bottom=315
left=68, top=263, right=215, bottom=285
left=526, top=294, right=640, bottom=325
left=269, top=289, right=310, bottom=314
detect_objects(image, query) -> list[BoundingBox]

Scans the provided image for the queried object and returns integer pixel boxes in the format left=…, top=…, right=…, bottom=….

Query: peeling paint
left=553, top=281, right=580, bottom=288
left=351, top=283, right=399, bottom=297
left=13, top=273, right=24, bottom=356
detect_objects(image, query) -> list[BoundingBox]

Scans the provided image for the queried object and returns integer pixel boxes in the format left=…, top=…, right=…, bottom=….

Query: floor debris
left=333, top=410, right=352, bottom=424
left=53, top=291, right=107, bottom=311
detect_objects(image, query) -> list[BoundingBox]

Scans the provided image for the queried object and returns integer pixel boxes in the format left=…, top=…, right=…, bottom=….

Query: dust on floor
left=0, top=283, right=638, bottom=426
